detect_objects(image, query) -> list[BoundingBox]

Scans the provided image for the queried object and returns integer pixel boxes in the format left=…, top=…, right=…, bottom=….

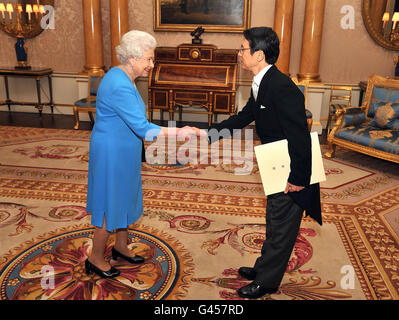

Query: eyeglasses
left=238, top=46, right=251, bottom=53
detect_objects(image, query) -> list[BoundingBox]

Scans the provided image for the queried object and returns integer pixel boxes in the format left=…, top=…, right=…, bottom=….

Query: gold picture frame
left=361, top=0, right=399, bottom=51
left=154, top=0, right=251, bottom=33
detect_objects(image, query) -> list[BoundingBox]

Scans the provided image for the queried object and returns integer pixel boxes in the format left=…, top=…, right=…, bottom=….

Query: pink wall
left=0, top=0, right=396, bottom=83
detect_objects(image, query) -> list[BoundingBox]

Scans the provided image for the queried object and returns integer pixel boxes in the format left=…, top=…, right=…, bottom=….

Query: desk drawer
left=174, top=91, right=208, bottom=103
left=152, top=90, right=169, bottom=109
left=213, top=93, right=231, bottom=112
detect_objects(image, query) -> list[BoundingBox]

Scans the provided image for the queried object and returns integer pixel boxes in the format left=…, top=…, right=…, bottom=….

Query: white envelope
left=254, top=132, right=326, bottom=196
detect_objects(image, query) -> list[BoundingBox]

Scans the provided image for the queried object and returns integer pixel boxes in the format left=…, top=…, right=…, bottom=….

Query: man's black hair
left=243, top=27, right=280, bottom=65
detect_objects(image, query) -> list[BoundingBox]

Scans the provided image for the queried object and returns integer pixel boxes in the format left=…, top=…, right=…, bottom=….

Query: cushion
left=342, top=113, right=366, bottom=127
left=367, top=86, right=399, bottom=118
left=369, top=102, right=399, bottom=130
left=74, top=98, right=96, bottom=108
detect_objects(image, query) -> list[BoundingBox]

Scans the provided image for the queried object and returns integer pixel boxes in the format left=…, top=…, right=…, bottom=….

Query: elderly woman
left=85, top=30, right=187, bottom=278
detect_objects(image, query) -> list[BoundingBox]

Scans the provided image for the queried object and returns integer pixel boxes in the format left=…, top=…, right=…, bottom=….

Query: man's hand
left=180, top=126, right=207, bottom=137
left=284, top=182, right=304, bottom=194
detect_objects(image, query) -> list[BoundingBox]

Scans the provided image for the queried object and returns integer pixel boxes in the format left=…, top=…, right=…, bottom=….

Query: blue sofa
left=325, top=74, right=399, bottom=164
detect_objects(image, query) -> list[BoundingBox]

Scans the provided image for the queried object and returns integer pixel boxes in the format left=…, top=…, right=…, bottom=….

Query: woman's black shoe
left=112, top=247, right=145, bottom=264
left=85, top=259, right=120, bottom=278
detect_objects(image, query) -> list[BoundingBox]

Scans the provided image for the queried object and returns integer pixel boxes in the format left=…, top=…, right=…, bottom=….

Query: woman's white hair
left=115, top=30, right=157, bottom=64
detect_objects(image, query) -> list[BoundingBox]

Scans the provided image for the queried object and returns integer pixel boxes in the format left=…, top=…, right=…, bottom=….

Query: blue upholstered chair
left=325, top=74, right=399, bottom=164
left=293, top=79, right=313, bottom=131
left=73, top=69, right=105, bottom=130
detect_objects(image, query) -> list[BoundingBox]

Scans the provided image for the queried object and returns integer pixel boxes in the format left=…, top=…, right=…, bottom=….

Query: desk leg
left=148, top=89, right=153, bottom=122
left=168, top=90, right=174, bottom=122
left=36, top=77, right=43, bottom=116
left=48, top=75, right=54, bottom=113
left=169, top=109, right=174, bottom=122
left=208, top=92, right=213, bottom=127
left=179, top=105, right=182, bottom=122
left=4, top=76, right=11, bottom=111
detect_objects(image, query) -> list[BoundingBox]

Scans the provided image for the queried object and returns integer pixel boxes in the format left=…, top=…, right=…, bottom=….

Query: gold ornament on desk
left=0, top=0, right=55, bottom=69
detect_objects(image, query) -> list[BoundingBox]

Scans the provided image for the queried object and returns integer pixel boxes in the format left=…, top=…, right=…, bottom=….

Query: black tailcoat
left=209, top=65, right=322, bottom=225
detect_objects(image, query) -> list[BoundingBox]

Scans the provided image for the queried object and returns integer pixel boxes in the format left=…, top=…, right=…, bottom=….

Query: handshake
left=147, top=123, right=255, bottom=175
left=160, top=125, right=208, bottom=138
left=178, top=125, right=208, bottom=137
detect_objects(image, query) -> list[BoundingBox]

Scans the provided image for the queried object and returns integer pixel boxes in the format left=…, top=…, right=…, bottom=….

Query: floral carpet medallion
left=0, top=224, right=193, bottom=300
left=0, top=126, right=398, bottom=300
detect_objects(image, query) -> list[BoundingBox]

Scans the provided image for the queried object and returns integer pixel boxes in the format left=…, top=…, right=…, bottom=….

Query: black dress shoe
left=112, top=247, right=145, bottom=264
left=237, top=282, right=278, bottom=299
left=85, top=259, right=120, bottom=278
left=238, top=267, right=256, bottom=280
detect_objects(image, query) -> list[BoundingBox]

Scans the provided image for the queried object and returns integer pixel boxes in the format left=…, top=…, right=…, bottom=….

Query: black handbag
left=141, top=140, right=146, bottom=162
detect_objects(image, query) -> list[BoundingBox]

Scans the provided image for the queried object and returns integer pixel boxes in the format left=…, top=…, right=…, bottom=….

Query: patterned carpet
left=0, top=126, right=398, bottom=300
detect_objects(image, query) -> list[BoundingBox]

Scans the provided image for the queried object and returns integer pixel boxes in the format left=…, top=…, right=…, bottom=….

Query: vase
left=15, top=37, right=31, bottom=69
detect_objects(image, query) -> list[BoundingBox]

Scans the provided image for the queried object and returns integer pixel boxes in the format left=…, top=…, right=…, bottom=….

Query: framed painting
left=154, top=0, right=251, bottom=33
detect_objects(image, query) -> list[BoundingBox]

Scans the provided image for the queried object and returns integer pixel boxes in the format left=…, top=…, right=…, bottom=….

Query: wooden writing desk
left=148, top=44, right=239, bottom=126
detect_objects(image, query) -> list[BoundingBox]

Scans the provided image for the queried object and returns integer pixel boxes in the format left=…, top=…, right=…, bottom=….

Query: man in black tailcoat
left=206, top=27, right=322, bottom=299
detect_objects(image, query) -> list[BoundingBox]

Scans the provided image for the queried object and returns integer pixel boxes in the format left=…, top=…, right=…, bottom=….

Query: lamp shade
left=393, top=12, right=399, bottom=29
left=6, top=3, right=13, bottom=12
left=382, top=12, right=390, bottom=22
left=25, top=4, right=32, bottom=13
left=0, top=3, right=6, bottom=12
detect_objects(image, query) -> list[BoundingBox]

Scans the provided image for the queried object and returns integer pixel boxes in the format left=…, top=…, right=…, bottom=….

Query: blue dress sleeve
left=110, top=81, right=161, bottom=142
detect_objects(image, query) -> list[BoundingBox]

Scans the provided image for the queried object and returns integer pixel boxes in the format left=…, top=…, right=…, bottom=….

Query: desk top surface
left=0, top=67, right=53, bottom=76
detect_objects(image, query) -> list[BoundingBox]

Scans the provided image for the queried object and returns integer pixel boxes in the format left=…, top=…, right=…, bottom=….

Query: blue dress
left=86, top=67, right=161, bottom=231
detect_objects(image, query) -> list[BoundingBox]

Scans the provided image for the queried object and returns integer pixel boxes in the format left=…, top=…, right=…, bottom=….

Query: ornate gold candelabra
left=383, top=11, right=399, bottom=44
left=0, top=2, right=46, bottom=69
left=390, top=17, right=399, bottom=43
